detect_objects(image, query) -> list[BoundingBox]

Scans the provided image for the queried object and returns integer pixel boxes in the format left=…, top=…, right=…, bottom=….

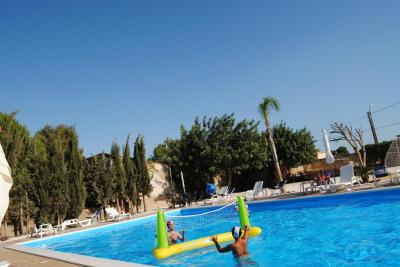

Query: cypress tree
left=134, top=136, right=152, bottom=212
left=84, top=155, right=108, bottom=212
left=110, top=142, right=127, bottom=212
left=64, top=128, right=86, bottom=219
left=123, top=136, right=138, bottom=213
left=31, top=135, right=51, bottom=224
left=34, top=126, right=70, bottom=225
left=133, top=137, right=141, bottom=212
left=47, top=133, right=69, bottom=224
left=98, top=153, right=113, bottom=212
left=132, top=158, right=141, bottom=212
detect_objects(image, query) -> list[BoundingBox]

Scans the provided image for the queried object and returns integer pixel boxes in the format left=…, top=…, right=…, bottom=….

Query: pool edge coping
left=6, top=244, right=153, bottom=267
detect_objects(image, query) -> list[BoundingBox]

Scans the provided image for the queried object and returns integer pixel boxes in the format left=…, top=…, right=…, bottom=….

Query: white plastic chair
left=32, top=223, right=57, bottom=237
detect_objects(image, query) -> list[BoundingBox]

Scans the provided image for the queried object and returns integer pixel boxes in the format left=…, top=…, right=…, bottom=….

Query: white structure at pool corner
left=0, top=142, right=13, bottom=225
left=323, top=129, right=334, bottom=164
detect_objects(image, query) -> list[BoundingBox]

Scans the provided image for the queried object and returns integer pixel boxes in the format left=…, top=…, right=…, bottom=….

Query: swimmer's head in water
left=231, top=226, right=242, bottom=240
left=167, top=220, right=174, bottom=230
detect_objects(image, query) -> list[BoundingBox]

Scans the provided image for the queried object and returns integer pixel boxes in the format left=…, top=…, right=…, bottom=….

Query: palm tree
left=258, top=96, right=283, bottom=183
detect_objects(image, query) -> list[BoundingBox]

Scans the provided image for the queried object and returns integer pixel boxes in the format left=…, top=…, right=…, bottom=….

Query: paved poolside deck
left=1, top=175, right=398, bottom=266
left=0, top=239, right=79, bottom=267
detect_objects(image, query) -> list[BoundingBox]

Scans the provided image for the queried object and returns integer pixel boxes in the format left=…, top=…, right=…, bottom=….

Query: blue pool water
left=24, top=188, right=400, bottom=266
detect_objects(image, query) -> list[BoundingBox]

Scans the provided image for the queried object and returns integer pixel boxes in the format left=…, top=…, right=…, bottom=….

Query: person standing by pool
left=210, top=225, right=250, bottom=257
left=166, top=220, right=185, bottom=244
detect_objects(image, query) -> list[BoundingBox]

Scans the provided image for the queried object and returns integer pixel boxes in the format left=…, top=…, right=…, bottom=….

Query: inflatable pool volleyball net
left=153, top=196, right=262, bottom=259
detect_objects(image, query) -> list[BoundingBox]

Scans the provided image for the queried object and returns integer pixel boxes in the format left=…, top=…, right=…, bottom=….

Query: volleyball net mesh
left=165, top=201, right=239, bottom=232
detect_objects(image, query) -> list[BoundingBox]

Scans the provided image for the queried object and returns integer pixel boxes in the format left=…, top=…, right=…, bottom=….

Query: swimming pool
left=20, top=188, right=400, bottom=266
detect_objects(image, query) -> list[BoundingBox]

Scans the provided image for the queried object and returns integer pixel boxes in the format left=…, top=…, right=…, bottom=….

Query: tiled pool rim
left=6, top=186, right=399, bottom=267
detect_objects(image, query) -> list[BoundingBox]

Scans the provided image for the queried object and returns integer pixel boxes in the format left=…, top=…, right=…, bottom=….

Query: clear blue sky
left=1, top=0, right=400, bottom=157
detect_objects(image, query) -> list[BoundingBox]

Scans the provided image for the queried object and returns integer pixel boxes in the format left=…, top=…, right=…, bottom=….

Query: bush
left=354, top=166, right=371, bottom=182
left=365, top=141, right=392, bottom=167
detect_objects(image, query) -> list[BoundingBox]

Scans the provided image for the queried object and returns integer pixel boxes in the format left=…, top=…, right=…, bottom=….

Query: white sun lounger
left=268, top=180, right=287, bottom=196
left=105, top=207, right=131, bottom=221
left=57, top=219, right=79, bottom=231
left=210, top=186, right=228, bottom=200
left=336, top=164, right=361, bottom=191
left=204, top=186, right=235, bottom=204
left=88, top=208, right=102, bottom=223
left=245, top=181, right=264, bottom=200
left=57, top=218, right=92, bottom=231
left=304, top=181, right=324, bottom=194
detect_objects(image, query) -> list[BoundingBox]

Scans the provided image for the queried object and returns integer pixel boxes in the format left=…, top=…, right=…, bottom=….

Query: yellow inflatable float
left=153, top=196, right=262, bottom=259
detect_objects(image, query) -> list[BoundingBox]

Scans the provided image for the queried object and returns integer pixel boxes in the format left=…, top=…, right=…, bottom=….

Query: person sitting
left=210, top=225, right=250, bottom=257
left=314, top=175, right=321, bottom=186
left=325, top=171, right=332, bottom=184
left=166, top=220, right=185, bottom=244
left=319, top=171, right=329, bottom=184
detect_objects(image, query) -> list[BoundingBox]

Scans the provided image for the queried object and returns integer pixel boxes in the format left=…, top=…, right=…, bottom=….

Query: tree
left=365, top=141, right=391, bottom=166
left=132, top=158, right=141, bottom=212
left=36, top=126, right=71, bottom=224
left=123, top=136, right=137, bottom=213
left=272, top=122, right=317, bottom=176
left=205, top=114, right=269, bottom=187
left=97, top=153, right=113, bottom=212
left=258, top=97, right=283, bottom=182
left=334, top=146, right=349, bottom=156
left=110, top=142, right=127, bottom=212
left=179, top=118, right=213, bottom=192
left=84, top=156, right=104, bottom=208
left=0, top=111, right=34, bottom=236
left=83, top=153, right=113, bottom=219
left=156, top=115, right=270, bottom=194
left=151, top=112, right=317, bottom=194
left=47, top=136, right=69, bottom=224
left=63, top=127, right=86, bottom=219
left=152, top=138, right=181, bottom=168
left=31, top=125, right=88, bottom=224
left=134, top=136, right=152, bottom=212
left=330, top=122, right=366, bottom=167
left=31, top=135, right=50, bottom=224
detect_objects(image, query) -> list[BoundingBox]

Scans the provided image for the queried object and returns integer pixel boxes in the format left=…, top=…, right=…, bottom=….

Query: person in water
left=166, top=220, right=185, bottom=244
left=210, top=225, right=250, bottom=257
